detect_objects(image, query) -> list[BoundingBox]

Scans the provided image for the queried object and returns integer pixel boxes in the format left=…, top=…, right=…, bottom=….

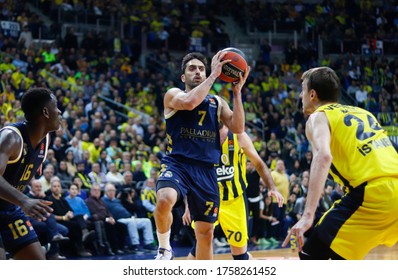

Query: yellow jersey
left=316, top=103, right=398, bottom=189
left=216, top=131, right=247, bottom=201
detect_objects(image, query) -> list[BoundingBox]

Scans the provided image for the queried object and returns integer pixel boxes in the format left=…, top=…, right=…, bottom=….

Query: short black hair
left=181, top=52, right=208, bottom=74
left=21, top=87, right=53, bottom=121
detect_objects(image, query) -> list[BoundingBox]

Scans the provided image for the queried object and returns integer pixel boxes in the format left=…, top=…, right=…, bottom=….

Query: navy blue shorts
left=157, top=156, right=219, bottom=223
left=0, top=205, right=39, bottom=255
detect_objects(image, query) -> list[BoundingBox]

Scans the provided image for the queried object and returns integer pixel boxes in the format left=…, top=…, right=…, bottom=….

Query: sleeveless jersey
left=0, top=122, right=49, bottom=211
left=164, top=94, right=222, bottom=165
left=316, top=103, right=398, bottom=189
left=216, top=131, right=247, bottom=201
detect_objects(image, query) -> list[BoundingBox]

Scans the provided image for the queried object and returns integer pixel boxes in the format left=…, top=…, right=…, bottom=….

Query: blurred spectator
left=52, top=136, right=67, bottom=163
left=88, top=162, right=108, bottom=189
left=299, top=174, right=309, bottom=196
left=65, top=137, right=83, bottom=164
left=140, top=177, right=156, bottom=221
left=331, top=183, right=344, bottom=202
left=132, top=160, right=147, bottom=183
left=258, top=195, right=279, bottom=245
left=12, top=54, right=28, bottom=74
left=294, top=192, right=306, bottom=222
left=364, top=92, right=378, bottom=112
left=76, top=160, right=93, bottom=189
left=377, top=104, right=393, bottom=126
left=355, top=82, right=369, bottom=108
left=71, top=176, right=88, bottom=200
left=246, top=160, right=262, bottom=245
left=88, top=137, right=102, bottom=163
left=63, top=27, right=79, bottom=51
left=51, top=58, right=71, bottom=76
left=300, top=151, right=312, bottom=173
left=18, top=25, right=33, bottom=49
left=106, top=162, right=125, bottom=187
left=65, top=150, right=78, bottom=177
left=346, top=79, right=360, bottom=98
left=65, top=184, right=91, bottom=221
left=43, top=149, right=58, bottom=170
left=106, top=137, right=123, bottom=161
left=86, top=184, right=123, bottom=255
left=27, top=179, right=69, bottom=259
left=284, top=192, right=298, bottom=235
left=57, top=160, right=73, bottom=189
left=38, top=164, right=56, bottom=194
left=102, top=183, right=156, bottom=252
left=270, top=159, right=289, bottom=240
left=266, top=132, right=282, bottom=156
left=46, top=179, right=93, bottom=257
left=119, top=186, right=147, bottom=219
left=319, top=182, right=334, bottom=214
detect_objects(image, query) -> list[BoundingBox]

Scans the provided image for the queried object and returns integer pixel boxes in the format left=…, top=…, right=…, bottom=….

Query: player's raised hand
left=210, top=51, right=229, bottom=78
left=231, top=66, right=250, bottom=94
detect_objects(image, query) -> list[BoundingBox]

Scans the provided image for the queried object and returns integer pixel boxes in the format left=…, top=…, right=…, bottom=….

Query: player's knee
left=156, top=191, right=176, bottom=210
left=195, top=223, right=214, bottom=242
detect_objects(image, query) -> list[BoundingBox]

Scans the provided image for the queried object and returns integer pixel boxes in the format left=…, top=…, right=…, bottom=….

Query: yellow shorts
left=218, top=194, right=249, bottom=248
left=318, top=178, right=398, bottom=259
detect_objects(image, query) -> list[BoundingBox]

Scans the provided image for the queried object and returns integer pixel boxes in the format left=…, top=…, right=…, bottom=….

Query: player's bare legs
left=154, top=187, right=177, bottom=233
left=154, top=187, right=178, bottom=260
left=13, top=242, right=46, bottom=260
left=195, top=221, right=214, bottom=259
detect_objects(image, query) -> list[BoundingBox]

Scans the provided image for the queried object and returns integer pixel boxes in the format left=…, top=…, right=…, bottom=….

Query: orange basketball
left=219, top=47, right=248, bottom=83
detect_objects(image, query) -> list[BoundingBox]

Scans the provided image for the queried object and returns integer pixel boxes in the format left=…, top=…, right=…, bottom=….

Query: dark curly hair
left=181, top=52, right=208, bottom=74
left=21, top=87, right=54, bottom=121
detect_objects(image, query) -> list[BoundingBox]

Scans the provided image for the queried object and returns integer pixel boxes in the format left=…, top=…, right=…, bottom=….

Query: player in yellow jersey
left=185, top=123, right=284, bottom=260
left=282, top=67, right=398, bottom=259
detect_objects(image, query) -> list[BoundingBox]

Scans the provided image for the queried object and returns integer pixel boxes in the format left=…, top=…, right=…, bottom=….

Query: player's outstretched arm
left=238, top=132, right=284, bottom=206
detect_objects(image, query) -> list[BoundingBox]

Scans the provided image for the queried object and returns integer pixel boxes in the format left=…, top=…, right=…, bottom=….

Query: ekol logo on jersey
left=216, top=165, right=234, bottom=177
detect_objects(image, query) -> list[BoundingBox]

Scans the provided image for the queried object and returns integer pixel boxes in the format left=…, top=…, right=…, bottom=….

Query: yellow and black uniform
left=309, top=104, right=398, bottom=259
left=76, top=171, right=92, bottom=189
left=216, top=131, right=249, bottom=248
left=141, top=187, right=156, bottom=219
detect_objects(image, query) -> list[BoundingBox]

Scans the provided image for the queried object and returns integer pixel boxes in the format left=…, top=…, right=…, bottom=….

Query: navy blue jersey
left=0, top=122, right=49, bottom=211
left=164, top=94, right=222, bottom=165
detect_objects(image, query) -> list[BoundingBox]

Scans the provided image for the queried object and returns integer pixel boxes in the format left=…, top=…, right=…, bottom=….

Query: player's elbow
left=318, top=152, right=332, bottom=167
left=231, top=128, right=244, bottom=134
left=180, top=97, right=200, bottom=110
left=229, top=124, right=245, bottom=134
left=183, top=102, right=197, bottom=111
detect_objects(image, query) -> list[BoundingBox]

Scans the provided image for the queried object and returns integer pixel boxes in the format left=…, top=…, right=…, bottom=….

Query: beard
left=186, top=76, right=203, bottom=90
left=187, top=81, right=200, bottom=90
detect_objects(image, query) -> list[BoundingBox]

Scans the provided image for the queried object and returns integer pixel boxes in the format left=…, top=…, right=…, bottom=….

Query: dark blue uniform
left=0, top=122, right=49, bottom=254
left=157, top=95, right=221, bottom=223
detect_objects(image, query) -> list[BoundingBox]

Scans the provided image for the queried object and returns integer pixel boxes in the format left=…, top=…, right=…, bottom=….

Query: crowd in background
left=0, top=0, right=397, bottom=258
